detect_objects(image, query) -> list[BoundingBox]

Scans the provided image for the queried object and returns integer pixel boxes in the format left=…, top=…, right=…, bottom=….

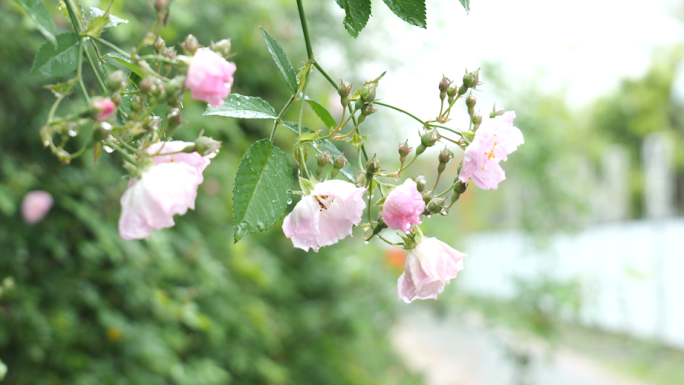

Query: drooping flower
left=118, top=141, right=213, bottom=240
left=459, top=111, right=523, bottom=190
left=185, top=48, right=237, bottom=107
left=92, top=98, right=116, bottom=121
left=398, top=237, right=466, bottom=303
left=283, top=180, right=366, bottom=252
left=21, top=190, right=53, bottom=224
left=382, top=179, right=424, bottom=232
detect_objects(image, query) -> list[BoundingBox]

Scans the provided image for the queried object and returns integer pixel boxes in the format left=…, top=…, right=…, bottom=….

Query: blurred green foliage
left=0, top=1, right=419, bottom=384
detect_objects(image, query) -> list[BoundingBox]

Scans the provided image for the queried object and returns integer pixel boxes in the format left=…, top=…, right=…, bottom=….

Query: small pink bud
left=92, top=98, right=116, bottom=121
left=382, top=179, right=424, bottom=233
left=22, top=191, right=53, bottom=224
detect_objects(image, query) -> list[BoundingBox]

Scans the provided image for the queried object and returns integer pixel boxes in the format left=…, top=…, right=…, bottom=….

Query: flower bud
left=338, top=80, right=352, bottom=97
left=359, top=83, right=377, bottom=102
left=415, top=175, right=426, bottom=192
left=211, top=39, right=232, bottom=58
left=130, top=96, right=143, bottom=112
left=183, top=34, right=201, bottom=54
left=420, top=128, right=439, bottom=147
left=316, top=151, right=331, bottom=167
left=421, top=189, right=433, bottom=205
left=95, top=121, right=113, bottom=141
left=163, top=47, right=177, bottom=60
left=454, top=180, right=467, bottom=194
left=90, top=98, right=116, bottom=121
left=398, top=140, right=411, bottom=163
left=167, top=108, right=184, bottom=130
left=438, top=147, right=453, bottom=164
left=111, top=92, right=122, bottom=106
left=427, top=197, right=447, bottom=214
left=107, top=70, right=126, bottom=91
left=457, top=84, right=468, bottom=97
left=462, top=69, right=480, bottom=89
left=439, top=76, right=452, bottom=92
left=354, top=171, right=366, bottom=187
left=365, top=155, right=381, bottom=176
left=447, top=85, right=458, bottom=98
left=195, top=136, right=222, bottom=156
left=361, top=102, right=375, bottom=116
left=154, top=36, right=166, bottom=52
left=139, top=77, right=156, bottom=94
left=466, top=94, right=477, bottom=109
left=472, top=113, right=483, bottom=131
left=333, top=154, right=347, bottom=169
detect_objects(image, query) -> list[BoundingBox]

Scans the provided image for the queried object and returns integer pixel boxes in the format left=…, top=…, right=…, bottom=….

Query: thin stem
left=429, top=124, right=463, bottom=137
left=270, top=95, right=296, bottom=142
left=115, top=136, right=139, bottom=153
left=68, top=136, right=94, bottom=159
left=296, top=0, right=314, bottom=60
left=367, top=179, right=374, bottom=226
left=398, top=152, right=419, bottom=174
left=435, top=181, right=456, bottom=198
left=314, top=61, right=336, bottom=88
left=440, top=136, right=462, bottom=146
left=374, top=101, right=424, bottom=125
left=65, top=0, right=106, bottom=93
left=92, top=36, right=131, bottom=57
left=442, top=94, right=462, bottom=116
left=433, top=173, right=442, bottom=191
left=378, top=234, right=402, bottom=246
left=83, top=44, right=107, bottom=92
left=139, top=55, right=181, bottom=65
left=104, top=140, right=136, bottom=163
left=47, top=97, right=65, bottom=123
left=335, top=120, right=360, bottom=139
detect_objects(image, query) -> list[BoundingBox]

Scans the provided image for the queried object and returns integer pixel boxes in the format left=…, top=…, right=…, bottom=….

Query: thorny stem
left=270, top=95, right=296, bottom=142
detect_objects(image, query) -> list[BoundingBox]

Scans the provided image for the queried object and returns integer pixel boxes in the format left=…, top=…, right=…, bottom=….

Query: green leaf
left=382, top=0, right=426, bottom=28
left=89, top=6, right=129, bottom=28
left=102, top=53, right=146, bottom=78
left=282, top=121, right=354, bottom=182
left=378, top=182, right=397, bottom=197
left=42, top=77, right=79, bottom=98
left=306, top=100, right=336, bottom=129
left=203, top=94, right=277, bottom=119
left=335, top=0, right=372, bottom=38
left=15, top=0, right=57, bottom=47
left=233, top=139, right=293, bottom=243
left=259, top=27, right=298, bottom=94
left=299, top=177, right=316, bottom=195
left=459, top=0, right=470, bottom=14
left=30, top=33, right=79, bottom=78
left=84, top=14, right=109, bottom=38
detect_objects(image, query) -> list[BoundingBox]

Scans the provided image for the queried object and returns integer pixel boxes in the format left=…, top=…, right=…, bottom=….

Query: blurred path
left=391, top=311, right=649, bottom=385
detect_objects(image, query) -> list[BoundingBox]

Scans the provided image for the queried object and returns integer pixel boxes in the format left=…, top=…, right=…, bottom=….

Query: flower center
left=481, top=140, right=498, bottom=170
left=313, top=194, right=334, bottom=211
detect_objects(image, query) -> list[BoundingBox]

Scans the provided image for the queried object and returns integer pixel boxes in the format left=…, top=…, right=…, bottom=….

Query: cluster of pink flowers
left=459, top=111, right=524, bottom=190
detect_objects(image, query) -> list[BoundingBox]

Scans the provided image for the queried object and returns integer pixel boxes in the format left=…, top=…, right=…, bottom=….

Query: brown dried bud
left=439, top=76, right=452, bottom=92
left=438, top=147, right=453, bottom=164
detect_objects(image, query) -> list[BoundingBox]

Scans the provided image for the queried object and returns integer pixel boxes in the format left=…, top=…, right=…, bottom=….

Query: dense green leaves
left=42, top=78, right=79, bottom=98
left=306, top=100, right=337, bottom=128
left=203, top=94, right=277, bottom=119
left=459, top=0, right=470, bottom=13
left=260, top=27, right=298, bottom=94
left=335, top=0, right=372, bottom=38
left=15, top=0, right=56, bottom=47
left=282, top=121, right=355, bottom=181
left=30, top=33, right=79, bottom=78
left=233, top=139, right=293, bottom=243
left=382, top=0, right=426, bottom=28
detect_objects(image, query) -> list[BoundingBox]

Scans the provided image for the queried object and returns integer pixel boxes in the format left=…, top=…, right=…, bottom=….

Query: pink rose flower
left=398, top=237, right=466, bottom=303
left=118, top=141, right=213, bottom=240
left=382, top=179, right=424, bottom=232
left=459, top=111, right=523, bottom=190
left=283, top=180, right=366, bottom=252
left=22, top=190, right=53, bottom=224
left=185, top=48, right=237, bottom=107
left=92, top=98, right=116, bottom=121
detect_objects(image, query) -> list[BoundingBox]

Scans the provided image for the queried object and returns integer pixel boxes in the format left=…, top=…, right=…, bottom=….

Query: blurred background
left=2, top=0, right=684, bottom=384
